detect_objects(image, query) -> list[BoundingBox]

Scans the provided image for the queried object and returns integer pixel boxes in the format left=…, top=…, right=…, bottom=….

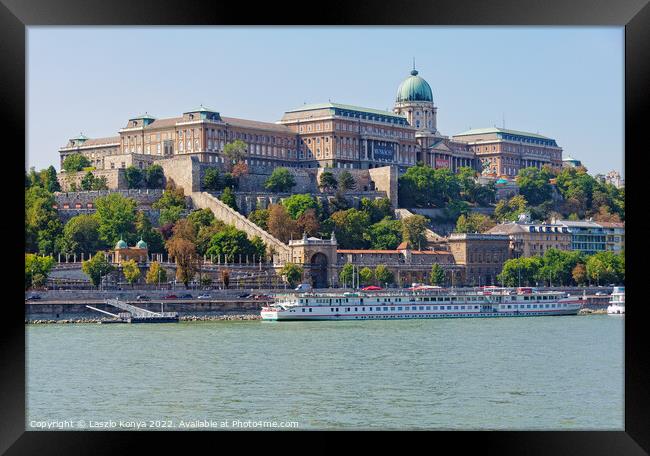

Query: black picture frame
left=3, top=0, right=648, bottom=453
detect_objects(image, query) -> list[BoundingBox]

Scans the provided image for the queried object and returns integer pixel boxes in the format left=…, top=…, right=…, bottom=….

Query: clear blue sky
left=27, top=27, right=623, bottom=176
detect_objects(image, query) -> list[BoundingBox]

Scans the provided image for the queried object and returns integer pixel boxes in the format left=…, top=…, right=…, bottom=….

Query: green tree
left=339, top=263, right=354, bottom=286
left=586, top=251, right=620, bottom=285
left=135, top=211, right=164, bottom=254
left=280, top=263, right=303, bottom=287
left=248, top=208, right=269, bottom=230
left=329, top=208, right=371, bottom=249
left=124, top=166, right=144, bottom=189
left=202, top=167, right=222, bottom=191
left=219, top=187, right=238, bottom=211
left=80, top=171, right=96, bottom=191
left=61, top=214, right=102, bottom=254
left=205, top=226, right=257, bottom=263
left=319, top=171, right=338, bottom=191
left=455, top=213, right=495, bottom=234
left=223, top=139, right=247, bottom=169
left=282, top=194, right=319, bottom=219
left=145, top=261, right=168, bottom=285
left=91, top=176, right=108, bottom=190
left=359, top=267, right=374, bottom=286
left=62, top=153, right=91, bottom=173
left=360, top=197, right=393, bottom=224
left=40, top=166, right=61, bottom=192
left=81, top=251, right=115, bottom=288
left=93, top=193, right=137, bottom=247
left=187, top=208, right=216, bottom=231
left=429, top=264, right=445, bottom=286
left=497, top=257, right=543, bottom=287
left=402, top=215, right=428, bottom=250
left=338, top=171, right=357, bottom=192
left=516, top=166, right=554, bottom=206
left=398, top=165, right=460, bottom=208
left=264, top=167, right=296, bottom=192
left=144, top=164, right=165, bottom=189
left=25, top=186, right=63, bottom=255
left=121, top=259, right=141, bottom=287
left=374, top=264, right=394, bottom=286
left=364, top=217, right=402, bottom=250
left=494, top=195, right=528, bottom=222
left=25, top=254, right=55, bottom=289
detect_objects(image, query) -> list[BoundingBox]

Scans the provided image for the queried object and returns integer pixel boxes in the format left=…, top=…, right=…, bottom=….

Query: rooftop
left=453, top=127, right=553, bottom=140
left=284, top=102, right=407, bottom=120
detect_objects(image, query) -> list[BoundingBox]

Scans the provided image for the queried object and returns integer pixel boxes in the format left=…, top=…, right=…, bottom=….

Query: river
left=26, top=315, right=623, bottom=430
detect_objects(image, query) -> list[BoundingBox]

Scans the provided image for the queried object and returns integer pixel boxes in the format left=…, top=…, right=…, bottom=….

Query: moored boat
left=261, top=287, right=583, bottom=321
left=607, top=286, right=625, bottom=315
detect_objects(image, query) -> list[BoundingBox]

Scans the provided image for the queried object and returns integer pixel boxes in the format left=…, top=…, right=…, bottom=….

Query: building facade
left=446, top=233, right=510, bottom=286
left=555, top=220, right=606, bottom=255
left=597, top=221, right=625, bottom=253
left=58, top=68, right=563, bottom=177
left=486, top=221, right=571, bottom=258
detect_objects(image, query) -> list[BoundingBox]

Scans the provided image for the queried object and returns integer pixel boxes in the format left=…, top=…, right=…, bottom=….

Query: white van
left=295, top=283, right=313, bottom=292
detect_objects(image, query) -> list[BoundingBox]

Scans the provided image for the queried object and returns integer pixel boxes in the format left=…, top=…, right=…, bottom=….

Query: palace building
left=58, top=67, right=563, bottom=177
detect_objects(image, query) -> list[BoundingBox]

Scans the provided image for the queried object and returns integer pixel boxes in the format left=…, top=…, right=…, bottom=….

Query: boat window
left=398, top=307, right=403, bottom=311
left=355, top=307, right=358, bottom=311
left=302, top=309, right=305, bottom=312
left=426, top=306, right=431, bottom=310
left=383, top=307, right=388, bottom=311
left=309, top=309, right=312, bottom=312
left=447, top=306, right=452, bottom=310
left=433, top=306, right=438, bottom=310
left=419, top=306, right=424, bottom=310
left=362, top=307, right=365, bottom=311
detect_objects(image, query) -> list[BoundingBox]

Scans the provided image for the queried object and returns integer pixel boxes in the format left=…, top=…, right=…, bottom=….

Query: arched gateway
left=287, top=232, right=338, bottom=289
left=310, top=253, right=329, bottom=289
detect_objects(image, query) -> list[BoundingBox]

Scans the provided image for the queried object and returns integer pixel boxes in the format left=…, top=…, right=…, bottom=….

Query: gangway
left=85, top=299, right=179, bottom=323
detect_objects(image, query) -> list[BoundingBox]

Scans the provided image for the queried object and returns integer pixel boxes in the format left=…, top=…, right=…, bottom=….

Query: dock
left=86, top=299, right=179, bottom=324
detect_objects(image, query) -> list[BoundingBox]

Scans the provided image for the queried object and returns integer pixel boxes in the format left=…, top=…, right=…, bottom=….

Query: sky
left=27, top=27, right=623, bottom=176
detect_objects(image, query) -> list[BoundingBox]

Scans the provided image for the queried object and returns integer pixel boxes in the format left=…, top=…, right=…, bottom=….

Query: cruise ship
left=260, top=287, right=583, bottom=321
left=607, top=286, right=625, bottom=315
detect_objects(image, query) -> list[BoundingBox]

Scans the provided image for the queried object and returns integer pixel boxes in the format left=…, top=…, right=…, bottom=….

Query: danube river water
left=26, top=315, right=623, bottom=430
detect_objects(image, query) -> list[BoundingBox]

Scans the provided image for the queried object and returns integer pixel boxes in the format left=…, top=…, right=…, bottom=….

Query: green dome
left=136, top=238, right=148, bottom=249
left=115, top=239, right=128, bottom=249
left=396, top=69, right=433, bottom=103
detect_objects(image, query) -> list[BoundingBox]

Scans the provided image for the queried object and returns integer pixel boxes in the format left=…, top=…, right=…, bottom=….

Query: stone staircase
left=190, top=192, right=291, bottom=263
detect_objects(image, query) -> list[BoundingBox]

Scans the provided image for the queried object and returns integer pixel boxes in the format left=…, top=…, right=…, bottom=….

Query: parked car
left=254, top=294, right=272, bottom=300
left=197, top=294, right=211, bottom=299
left=163, top=294, right=178, bottom=300
left=294, top=283, right=312, bottom=292
left=136, top=295, right=151, bottom=301
left=238, top=293, right=251, bottom=298
left=26, top=294, right=41, bottom=300
left=179, top=294, right=193, bottom=299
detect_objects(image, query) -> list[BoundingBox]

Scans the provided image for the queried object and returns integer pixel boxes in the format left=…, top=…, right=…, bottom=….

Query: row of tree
left=497, top=249, right=625, bottom=287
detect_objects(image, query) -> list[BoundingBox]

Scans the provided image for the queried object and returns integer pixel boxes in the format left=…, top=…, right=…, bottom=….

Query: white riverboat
left=607, top=286, right=625, bottom=315
left=261, top=287, right=583, bottom=321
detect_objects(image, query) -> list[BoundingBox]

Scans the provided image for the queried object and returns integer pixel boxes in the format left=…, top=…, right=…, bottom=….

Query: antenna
left=413, top=57, right=416, bottom=70
left=502, top=113, right=505, bottom=129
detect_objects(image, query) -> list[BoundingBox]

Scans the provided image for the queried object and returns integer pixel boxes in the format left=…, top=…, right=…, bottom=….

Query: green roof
left=454, top=127, right=552, bottom=140
left=285, top=102, right=406, bottom=120
left=184, top=105, right=217, bottom=114
left=71, top=133, right=89, bottom=141
left=129, top=113, right=156, bottom=120
left=115, top=239, right=128, bottom=249
left=136, top=239, right=148, bottom=249
left=395, top=69, right=433, bottom=103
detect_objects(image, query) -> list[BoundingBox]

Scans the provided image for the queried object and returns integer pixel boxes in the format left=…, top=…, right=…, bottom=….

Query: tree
left=296, top=209, right=320, bottom=237
left=248, top=208, right=269, bottom=230
left=338, top=171, right=357, bottom=192
left=80, top=171, right=96, bottom=191
left=125, top=166, right=144, bottom=189
left=498, top=257, right=543, bottom=287
left=40, top=166, right=61, bottom=192
left=374, top=264, right=394, bottom=286
left=146, top=261, right=168, bottom=285
left=196, top=222, right=226, bottom=257
left=398, top=164, right=461, bottom=208
left=187, top=208, right=215, bottom=231
left=144, top=164, right=165, bottom=189
left=267, top=204, right=300, bottom=243
left=282, top=194, right=319, bottom=219
left=135, top=211, right=165, bottom=254
left=154, top=184, right=187, bottom=225
left=62, top=153, right=91, bottom=173
left=61, top=214, right=102, bottom=254
left=159, top=206, right=184, bottom=225
left=586, top=251, right=620, bottom=285
left=494, top=195, right=528, bottom=222
left=265, top=167, right=296, bottom=192
left=429, top=264, right=446, bottom=286
left=516, top=166, right=554, bottom=206
left=455, top=213, right=495, bottom=234
left=329, top=208, right=371, bottom=249
left=339, top=263, right=354, bottom=286
left=231, top=162, right=249, bottom=179
left=319, top=171, right=338, bottom=191
left=360, top=197, right=392, bottom=223
left=359, top=267, right=374, bottom=286
left=572, top=263, right=588, bottom=286
left=223, top=139, right=247, bottom=170
left=81, top=251, right=115, bottom=288
left=93, top=193, right=137, bottom=247
left=92, top=176, right=108, bottom=190
left=121, top=259, right=141, bottom=287
left=280, top=263, right=303, bottom=287
left=25, top=186, right=63, bottom=255
left=165, top=237, right=197, bottom=288
left=25, top=254, right=55, bottom=290
left=202, top=167, right=222, bottom=191
left=219, top=187, right=238, bottom=211
left=205, top=226, right=258, bottom=263
left=364, top=217, right=402, bottom=250
left=402, top=215, right=428, bottom=250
